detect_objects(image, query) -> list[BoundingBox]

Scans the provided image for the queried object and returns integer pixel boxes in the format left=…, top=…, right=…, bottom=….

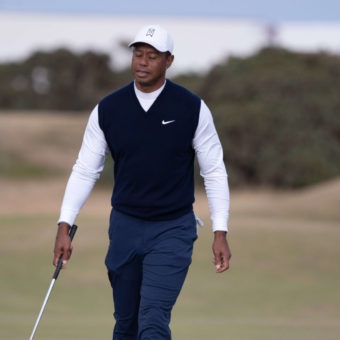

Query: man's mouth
left=135, top=70, right=149, bottom=77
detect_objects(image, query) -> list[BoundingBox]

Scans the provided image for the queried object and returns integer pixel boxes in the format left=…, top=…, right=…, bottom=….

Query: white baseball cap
left=129, top=24, right=174, bottom=54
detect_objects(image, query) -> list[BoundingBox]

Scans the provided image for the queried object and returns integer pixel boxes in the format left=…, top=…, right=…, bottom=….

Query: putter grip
left=53, top=224, right=78, bottom=280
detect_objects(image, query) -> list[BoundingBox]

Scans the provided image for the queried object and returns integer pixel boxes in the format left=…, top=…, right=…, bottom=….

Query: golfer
left=53, top=24, right=231, bottom=339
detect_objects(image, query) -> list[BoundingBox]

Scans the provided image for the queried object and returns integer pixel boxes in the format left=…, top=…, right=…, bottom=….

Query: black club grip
left=53, top=224, right=78, bottom=280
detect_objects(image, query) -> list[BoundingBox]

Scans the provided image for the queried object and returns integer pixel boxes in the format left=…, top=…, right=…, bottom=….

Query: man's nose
left=139, top=55, right=148, bottom=66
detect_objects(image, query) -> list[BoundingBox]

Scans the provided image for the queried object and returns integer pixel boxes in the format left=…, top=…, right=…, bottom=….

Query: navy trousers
left=105, top=209, right=197, bottom=340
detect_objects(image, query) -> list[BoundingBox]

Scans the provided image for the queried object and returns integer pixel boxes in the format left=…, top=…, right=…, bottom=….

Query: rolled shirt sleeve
left=193, top=100, right=230, bottom=232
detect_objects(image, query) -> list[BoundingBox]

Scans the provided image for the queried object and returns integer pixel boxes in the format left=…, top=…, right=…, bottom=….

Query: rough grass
left=0, top=150, right=55, bottom=178
left=0, top=111, right=87, bottom=175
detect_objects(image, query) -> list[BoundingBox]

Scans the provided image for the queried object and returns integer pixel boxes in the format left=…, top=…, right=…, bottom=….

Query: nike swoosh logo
left=162, top=120, right=175, bottom=125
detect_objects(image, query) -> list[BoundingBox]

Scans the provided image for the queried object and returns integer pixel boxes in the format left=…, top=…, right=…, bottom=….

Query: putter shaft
left=29, top=224, right=77, bottom=340
left=29, top=279, right=56, bottom=340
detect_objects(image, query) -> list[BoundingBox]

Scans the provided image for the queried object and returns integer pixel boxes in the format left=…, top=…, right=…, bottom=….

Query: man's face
left=131, top=43, right=174, bottom=92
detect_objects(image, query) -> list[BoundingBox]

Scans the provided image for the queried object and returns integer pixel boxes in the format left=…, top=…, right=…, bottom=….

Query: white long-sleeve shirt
left=58, top=81, right=230, bottom=232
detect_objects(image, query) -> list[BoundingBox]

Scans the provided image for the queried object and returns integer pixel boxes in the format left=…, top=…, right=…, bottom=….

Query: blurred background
left=0, top=1, right=339, bottom=339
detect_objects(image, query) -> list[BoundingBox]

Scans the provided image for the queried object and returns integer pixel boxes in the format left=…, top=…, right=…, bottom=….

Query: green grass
left=1, top=210, right=339, bottom=340
left=0, top=151, right=55, bottom=178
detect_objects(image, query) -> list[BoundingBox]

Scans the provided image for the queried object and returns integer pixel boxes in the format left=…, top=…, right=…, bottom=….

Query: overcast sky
left=1, top=1, right=339, bottom=74
left=1, top=0, right=339, bottom=22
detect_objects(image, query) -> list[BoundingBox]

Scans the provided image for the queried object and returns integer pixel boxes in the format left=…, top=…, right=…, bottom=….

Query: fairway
left=1, top=183, right=339, bottom=339
left=1, top=112, right=340, bottom=339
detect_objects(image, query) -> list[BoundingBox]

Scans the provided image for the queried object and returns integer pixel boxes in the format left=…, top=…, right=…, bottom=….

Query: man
left=54, top=24, right=231, bottom=339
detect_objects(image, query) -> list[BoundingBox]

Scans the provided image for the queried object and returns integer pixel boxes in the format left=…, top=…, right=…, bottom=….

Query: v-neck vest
left=98, top=80, right=201, bottom=220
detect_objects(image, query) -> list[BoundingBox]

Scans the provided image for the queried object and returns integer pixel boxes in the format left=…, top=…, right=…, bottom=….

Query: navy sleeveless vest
left=98, top=80, right=201, bottom=220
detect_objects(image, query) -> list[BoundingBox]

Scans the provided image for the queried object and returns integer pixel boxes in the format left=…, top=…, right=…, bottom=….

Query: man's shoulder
left=97, top=82, right=134, bottom=130
left=99, top=82, right=134, bottom=107
left=166, top=79, right=200, bottom=100
left=166, top=80, right=201, bottom=114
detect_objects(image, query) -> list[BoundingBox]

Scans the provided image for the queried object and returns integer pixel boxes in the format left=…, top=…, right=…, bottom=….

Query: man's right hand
left=53, top=222, right=72, bottom=268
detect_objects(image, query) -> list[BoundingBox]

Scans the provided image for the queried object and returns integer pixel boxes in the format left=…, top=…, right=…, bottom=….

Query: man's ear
left=166, top=55, right=174, bottom=69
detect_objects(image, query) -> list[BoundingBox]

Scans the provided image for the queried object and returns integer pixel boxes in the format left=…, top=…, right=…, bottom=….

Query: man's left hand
left=212, top=231, right=231, bottom=273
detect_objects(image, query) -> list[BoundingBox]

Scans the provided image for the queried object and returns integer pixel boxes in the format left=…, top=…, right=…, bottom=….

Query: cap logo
left=146, top=28, right=155, bottom=37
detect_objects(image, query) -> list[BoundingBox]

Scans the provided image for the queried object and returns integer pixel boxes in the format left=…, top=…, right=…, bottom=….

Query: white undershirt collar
left=134, top=80, right=166, bottom=112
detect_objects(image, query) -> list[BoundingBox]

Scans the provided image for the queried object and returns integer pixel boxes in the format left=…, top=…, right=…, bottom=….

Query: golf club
left=29, top=224, right=78, bottom=340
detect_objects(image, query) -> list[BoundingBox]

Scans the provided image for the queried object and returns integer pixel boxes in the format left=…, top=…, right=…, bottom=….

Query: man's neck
left=134, top=80, right=166, bottom=98
left=134, top=79, right=166, bottom=93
